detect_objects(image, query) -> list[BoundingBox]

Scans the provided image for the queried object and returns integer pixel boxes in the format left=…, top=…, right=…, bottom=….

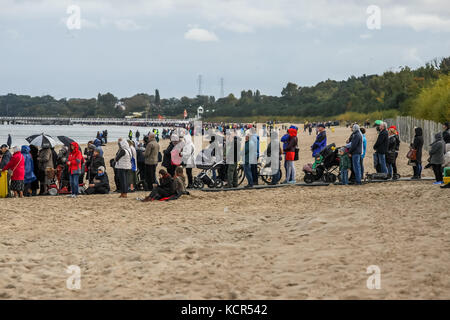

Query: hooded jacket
left=311, top=130, right=327, bottom=157
left=115, top=140, right=132, bottom=170
left=21, top=146, right=37, bottom=184
left=285, top=128, right=298, bottom=161
left=67, top=142, right=83, bottom=175
left=348, top=124, right=363, bottom=155
left=429, top=133, right=445, bottom=165
left=181, top=134, right=195, bottom=167
left=411, top=127, right=424, bottom=163
left=3, top=150, right=25, bottom=181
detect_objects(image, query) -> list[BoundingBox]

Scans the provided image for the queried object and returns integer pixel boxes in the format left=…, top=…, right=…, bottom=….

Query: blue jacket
left=21, top=145, right=37, bottom=184
left=94, top=139, right=102, bottom=147
left=362, top=135, right=367, bottom=158
left=312, top=131, right=327, bottom=157
left=281, top=134, right=289, bottom=151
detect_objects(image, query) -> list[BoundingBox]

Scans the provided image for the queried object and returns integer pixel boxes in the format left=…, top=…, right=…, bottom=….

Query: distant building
left=115, top=101, right=126, bottom=111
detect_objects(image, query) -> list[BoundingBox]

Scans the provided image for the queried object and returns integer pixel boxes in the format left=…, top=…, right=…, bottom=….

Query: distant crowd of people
left=1, top=121, right=449, bottom=198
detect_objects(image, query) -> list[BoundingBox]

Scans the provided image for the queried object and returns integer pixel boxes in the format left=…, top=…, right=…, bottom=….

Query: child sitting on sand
left=338, top=147, right=351, bottom=185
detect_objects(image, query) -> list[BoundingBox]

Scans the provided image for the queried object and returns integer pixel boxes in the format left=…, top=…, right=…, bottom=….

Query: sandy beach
left=1, top=126, right=449, bottom=299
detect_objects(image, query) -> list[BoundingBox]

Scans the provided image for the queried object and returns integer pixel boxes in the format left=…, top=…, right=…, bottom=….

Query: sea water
left=0, top=124, right=165, bottom=146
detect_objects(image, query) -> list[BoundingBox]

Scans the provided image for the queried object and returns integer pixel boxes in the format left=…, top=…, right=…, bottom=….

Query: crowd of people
left=1, top=121, right=449, bottom=199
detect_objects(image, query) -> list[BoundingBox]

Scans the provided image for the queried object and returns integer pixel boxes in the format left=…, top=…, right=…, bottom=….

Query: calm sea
left=0, top=124, right=165, bottom=146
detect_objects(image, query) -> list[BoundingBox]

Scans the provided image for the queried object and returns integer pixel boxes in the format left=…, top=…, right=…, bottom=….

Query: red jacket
left=3, top=151, right=25, bottom=181
left=67, top=142, right=83, bottom=175
left=285, top=128, right=298, bottom=161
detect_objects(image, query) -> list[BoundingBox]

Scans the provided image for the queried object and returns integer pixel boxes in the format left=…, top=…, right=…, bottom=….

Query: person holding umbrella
left=37, top=146, right=53, bottom=195
left=67, top=142, right=83, bottom=198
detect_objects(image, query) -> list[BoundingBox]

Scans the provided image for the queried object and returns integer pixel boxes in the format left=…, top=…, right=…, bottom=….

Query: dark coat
left=162, top=143, right=174, bottom=169
left=429, top=133, right=445, bottom=165
left=87, top=155, right=105, bottom=181
left=411, top=128, right=424, bottom=163
left=0, top=150, right=11, bottom=169
left=159, top=174, right=175, bottom=195
left=373, top=129, right=389, bottom=154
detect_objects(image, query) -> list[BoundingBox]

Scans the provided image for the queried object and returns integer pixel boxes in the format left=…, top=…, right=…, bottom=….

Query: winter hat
left=318, top=123, right=326, bottom=128
left=171, top=134, right=179, bottom=142
left=1, top=144, right=7, bottom=149
left=98, top=166, right=105, bottom=172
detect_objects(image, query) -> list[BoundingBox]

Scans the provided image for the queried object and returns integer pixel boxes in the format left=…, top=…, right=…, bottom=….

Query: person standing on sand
left=67, top=142, right=83, bottom=198
left=7, top=134, right=12, bottom=149
left=136, top=130, right=140, bottom=142
left=2, top=146, right=25, bottom=198
left=243, top=134, right=254, bottom=188
left=410, top=127, right=424, bottom=179
left=348, top=124, right=363, bottom=185
left=284, top=126, right=298, bottom=184
left=21, top=145, right=36, bottom=197
left=428, top=132, right=445, bottom=185
left=144, top=133, right=160, bottom=190
left=443, top=122, right=450, bottom=144
left=387, top=127, right=400, bottom=180
left=373, top=122, right=389, bottom=174
left=114, top=139, right=132, bottom=198
left=0, top=144, right=12, bottom=169
left=360, top=127, right=367, bottom=178
left=128, top=130, right=133, bottom=141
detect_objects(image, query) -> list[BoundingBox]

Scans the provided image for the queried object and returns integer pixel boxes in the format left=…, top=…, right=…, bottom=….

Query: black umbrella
left=57, top=136, right=76, bottom=147
left=25, top=134, right=41, bottom=143
left=26, top=134, right=57, bottom=148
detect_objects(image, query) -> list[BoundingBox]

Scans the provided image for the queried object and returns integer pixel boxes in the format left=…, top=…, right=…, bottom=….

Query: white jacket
left=181, top=134, right=195, bottom=168
left=115, top=140, right=132, bottom=170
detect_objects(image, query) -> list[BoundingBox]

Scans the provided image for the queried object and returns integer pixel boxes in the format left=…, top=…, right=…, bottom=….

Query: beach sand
left=0, top=126, right=449, bottom=299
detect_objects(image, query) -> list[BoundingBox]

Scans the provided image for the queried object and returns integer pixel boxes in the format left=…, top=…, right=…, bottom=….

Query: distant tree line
left=0, top=57, right=448, bottom=123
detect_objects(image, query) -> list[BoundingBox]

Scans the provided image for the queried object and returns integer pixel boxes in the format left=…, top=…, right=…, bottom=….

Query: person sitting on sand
left=85, top=166, right=110, bottom=195
left=141, top=169, right=175, bottom=202
left=174, top=166, right=189, bottom=197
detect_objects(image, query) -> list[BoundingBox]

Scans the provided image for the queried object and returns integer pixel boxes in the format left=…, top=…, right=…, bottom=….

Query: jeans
left=70, top=174, right=79, bottom=195
left=286, top=160, right=295, bottom=182
left=244, top=164, right=253, bottom=186
left=351, top=154, right=362, bottom=184
left=413, top=162, right=422, bottom=177
left=341, top=169, right=349, bottom=185
left=375, top=153, right=388, bottom=174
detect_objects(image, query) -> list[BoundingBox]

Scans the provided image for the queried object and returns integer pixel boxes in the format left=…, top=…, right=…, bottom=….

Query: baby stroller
left=193, top=149, right=225, bottom=189
left=303, top=143, right=340, bottom=183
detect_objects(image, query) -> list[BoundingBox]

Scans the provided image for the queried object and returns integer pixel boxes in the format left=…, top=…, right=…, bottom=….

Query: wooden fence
left=385, top=116, right=441, bottom=151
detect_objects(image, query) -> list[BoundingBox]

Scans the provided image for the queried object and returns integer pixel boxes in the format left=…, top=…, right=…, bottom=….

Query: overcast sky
left=0, top=0, right=449, bottom=99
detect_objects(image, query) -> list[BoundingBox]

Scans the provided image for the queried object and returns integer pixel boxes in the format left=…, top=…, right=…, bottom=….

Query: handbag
left=406, top=148, right=417, bottom=161
left=294, top=148, right=299, bottom=161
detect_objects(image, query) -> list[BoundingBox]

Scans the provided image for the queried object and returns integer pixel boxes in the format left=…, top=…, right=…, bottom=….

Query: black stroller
left=193, top=149, right=225, bottom=189
left=303, top=143, right=340, bottom=183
